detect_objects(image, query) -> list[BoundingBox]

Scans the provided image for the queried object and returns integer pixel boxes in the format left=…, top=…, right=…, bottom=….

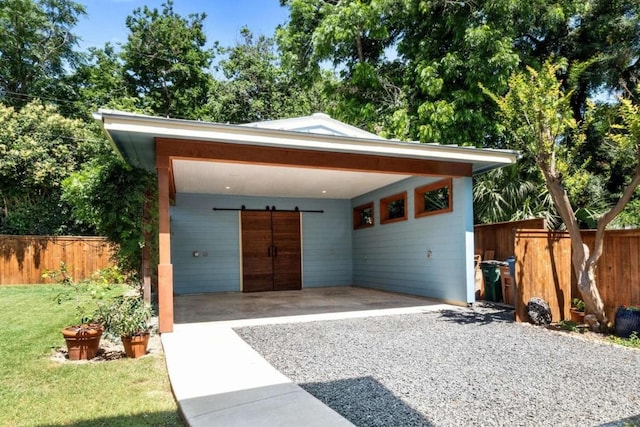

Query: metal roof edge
left=93, top=111, right=128, bottom=164
left=97, top=109, right=520, bottom=166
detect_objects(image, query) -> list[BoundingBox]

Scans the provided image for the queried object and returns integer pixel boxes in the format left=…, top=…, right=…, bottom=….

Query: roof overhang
left=95, top=110, right=520, bottom=199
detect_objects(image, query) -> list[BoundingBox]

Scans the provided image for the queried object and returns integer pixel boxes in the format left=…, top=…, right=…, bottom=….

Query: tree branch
left=589, top=165, right=640, bottom=269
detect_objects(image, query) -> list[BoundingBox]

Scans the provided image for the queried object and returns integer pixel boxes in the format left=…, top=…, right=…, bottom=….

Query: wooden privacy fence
left=512, top=229, right=640, bottom=323
left=474, top=218, right=547, bottom=260
left=0, top=235, right=114, bottom=285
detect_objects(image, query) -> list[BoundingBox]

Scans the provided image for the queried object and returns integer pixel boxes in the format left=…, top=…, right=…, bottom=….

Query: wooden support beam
left=156, top=152, right=174, bottom=333
left=156, top=138, right=473, bottom=177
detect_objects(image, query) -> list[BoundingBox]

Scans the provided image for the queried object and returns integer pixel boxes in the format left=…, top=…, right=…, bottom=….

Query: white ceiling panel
left=172, top=160, right=411, bottom=199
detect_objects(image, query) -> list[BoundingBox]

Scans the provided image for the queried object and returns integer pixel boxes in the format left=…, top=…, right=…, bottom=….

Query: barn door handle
left=268, top=247, right=272, bottom=257
left=273, top=246, right=278, bottom=257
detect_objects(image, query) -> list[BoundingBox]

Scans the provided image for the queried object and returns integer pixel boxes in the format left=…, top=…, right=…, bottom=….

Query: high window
left=353, top=202, right=374, bottom=229
left=380, top=192, right=408, bottom=225
left=414, top=178, right=453, bottom=218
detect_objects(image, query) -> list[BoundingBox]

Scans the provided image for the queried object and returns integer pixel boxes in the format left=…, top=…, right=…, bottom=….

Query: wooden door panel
left=272, top=212, right=302, bottom=291
left=241, top=212, right=273, bottom=292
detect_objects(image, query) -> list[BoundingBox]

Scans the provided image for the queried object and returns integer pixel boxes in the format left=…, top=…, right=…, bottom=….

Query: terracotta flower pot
left=62, top=324, right=104, bottom=360
left=569, top=309, right=585, bottom=324
left=121, top=333, right=150, bottom=358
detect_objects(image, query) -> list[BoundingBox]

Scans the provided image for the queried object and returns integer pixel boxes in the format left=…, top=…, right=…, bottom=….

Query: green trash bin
left=480, top=262, right=503, bottom=302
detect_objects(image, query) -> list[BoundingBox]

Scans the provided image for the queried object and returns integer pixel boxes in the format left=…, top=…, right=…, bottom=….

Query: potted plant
left=614, top=305, right=640, bottom=338
left=570, top=298, right=586, bottom=324
left=45, top=262, right=105, bottom=361
left=97, top=287, right=154, bottom=358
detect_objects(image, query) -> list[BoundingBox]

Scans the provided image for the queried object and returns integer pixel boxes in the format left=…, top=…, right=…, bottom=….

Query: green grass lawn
left=0, top=285, right=183, bottom=426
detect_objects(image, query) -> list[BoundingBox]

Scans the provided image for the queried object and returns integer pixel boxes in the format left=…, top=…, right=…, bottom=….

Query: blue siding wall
left=171, top=194, right=352, bottom=294
left=352, top=176, right=474, bottom=303
left=171, top=194, right=240, bottom=294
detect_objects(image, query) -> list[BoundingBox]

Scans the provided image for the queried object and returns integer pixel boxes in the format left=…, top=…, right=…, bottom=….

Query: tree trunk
left=355, top=32, right=365, bottom=64
left=574, top=256, right=609, bottom=326
left=542, top=168, right=608, bottom=326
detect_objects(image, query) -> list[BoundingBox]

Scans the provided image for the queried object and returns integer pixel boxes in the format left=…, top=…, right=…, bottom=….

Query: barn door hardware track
left=213, top=205, right=323, bottom=213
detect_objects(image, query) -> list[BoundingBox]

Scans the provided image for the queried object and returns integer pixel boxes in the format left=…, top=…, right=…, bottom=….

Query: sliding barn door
left=241, top=211, right=301, bottom=292
left=272, top=212, right=302, bottom=291
left=241, top=212, right=275, bottom=292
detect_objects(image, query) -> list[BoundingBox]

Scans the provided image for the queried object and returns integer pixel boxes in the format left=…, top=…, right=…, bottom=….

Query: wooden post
left=157, top=154, right=174, bottom=333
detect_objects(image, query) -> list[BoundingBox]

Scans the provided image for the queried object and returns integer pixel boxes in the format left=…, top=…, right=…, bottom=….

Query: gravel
left=234, top=304, right=640, bottom=427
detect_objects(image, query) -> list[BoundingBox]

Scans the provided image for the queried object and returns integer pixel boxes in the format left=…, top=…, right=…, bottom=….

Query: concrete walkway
left=162, top=287, right=456, bottom=426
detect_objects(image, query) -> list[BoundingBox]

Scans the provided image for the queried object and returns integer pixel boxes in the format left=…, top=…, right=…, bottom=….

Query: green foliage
left=280, top=0, right=640, bottom=225
left=208, top=27, right=331, bottom=123
left=62, top=157, right=157, bottom=276
left=0, top=101, right=107, bottom=234
left=0, top=0, right=86, bottom=108
left=42, top=261, right=74, bottom=287
left=90, top=265, right=127, bottom=285
left=609, top=331, right=640, bottom=349
left=558, top=320, right=584, bottom=333
left=96, top=287, right=153, bottom=337
left=279, top=0, right=640, bottom=148
left=122, top=0, right=214, bottom=119
left=278, top=0, right=405, bottom=134
left=571, top=298, right=586, bottom=312
left=482, top=60, right=578, bottom=162
left=473, top=162, right=558, bottom=226
left=611, top=196, right=640, bottom=229
left=484, top=60, right=640, bottom=228
left=53, top=43, right=142, bottom=121
left=45, top=262, right=126, bottom=325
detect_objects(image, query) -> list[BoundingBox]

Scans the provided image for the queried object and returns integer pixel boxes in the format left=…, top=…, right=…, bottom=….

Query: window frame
left=414, top=178, right=453, bottom=219
left=353, top=202, right=375, bottom=230
left=380, top=191, right=408, bottom=225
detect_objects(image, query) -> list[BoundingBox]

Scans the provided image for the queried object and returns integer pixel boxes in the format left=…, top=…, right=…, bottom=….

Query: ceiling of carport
left=172, top=159, right=412, bottom=199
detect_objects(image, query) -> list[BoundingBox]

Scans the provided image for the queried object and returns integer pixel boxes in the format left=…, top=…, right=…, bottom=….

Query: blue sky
left=74, top=0, right=288, bottom=51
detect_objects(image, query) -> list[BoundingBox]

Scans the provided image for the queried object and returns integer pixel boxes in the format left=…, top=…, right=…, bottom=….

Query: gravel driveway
left=235, top=304, right=640, bottom=427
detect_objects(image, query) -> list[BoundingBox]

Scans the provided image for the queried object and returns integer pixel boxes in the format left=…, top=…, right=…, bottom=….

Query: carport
left=96, top=110, right=518, bottom=332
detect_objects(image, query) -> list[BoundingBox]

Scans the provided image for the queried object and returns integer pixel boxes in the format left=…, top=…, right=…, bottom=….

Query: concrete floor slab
left=174, top=285, right=446, bottom=324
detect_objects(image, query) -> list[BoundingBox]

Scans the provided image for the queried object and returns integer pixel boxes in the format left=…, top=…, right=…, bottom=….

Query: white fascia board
left=99, top=110, right=519, bottom=166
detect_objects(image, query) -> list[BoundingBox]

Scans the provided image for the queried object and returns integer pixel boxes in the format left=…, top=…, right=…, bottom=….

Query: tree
left=121, top=0, right=214, bottom=119
left=277, top=0, right=405, bottom=134
left=0, top=101, right=106, bottom=234
left=485, top=60, right=640, bottom=327
left=279, top=0, right=640, bottom=146
left=53, top=43, right=140, bottom=121
left=208, top=27, right=330, bottom=123
left=0, top=0, right=85, bottom=108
